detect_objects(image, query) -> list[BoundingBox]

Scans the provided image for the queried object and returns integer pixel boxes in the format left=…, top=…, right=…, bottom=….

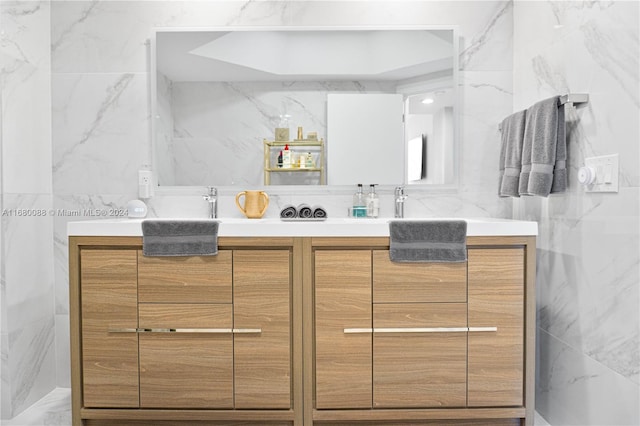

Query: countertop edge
left=67, top=218, right=538, bottom=238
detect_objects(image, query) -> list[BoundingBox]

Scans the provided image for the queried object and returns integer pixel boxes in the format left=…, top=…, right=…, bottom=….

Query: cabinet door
left=468, top=248, right=525, bottom=407
left=138, top=304, right=233, bottom=408
left=81, top=249, right=139, bottom=408
left=233, top=250, right=291, bottom=409
left=373, top=303, right=467, bottom=408
left=315, top=250, right=372, bottom=409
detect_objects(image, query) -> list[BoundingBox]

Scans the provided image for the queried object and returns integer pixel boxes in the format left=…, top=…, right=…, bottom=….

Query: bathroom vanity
left=68, top=218, right=537, bottom=426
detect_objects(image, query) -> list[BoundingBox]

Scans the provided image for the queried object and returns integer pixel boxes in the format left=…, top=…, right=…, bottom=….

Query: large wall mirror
left=151, top=26, right=458, bottom=188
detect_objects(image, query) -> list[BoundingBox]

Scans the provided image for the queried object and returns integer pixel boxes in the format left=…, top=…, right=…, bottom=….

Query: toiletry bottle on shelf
left=352, top=184, right=366, bottom=218
left=277, top=150, right=283, bottom=168
left=366, top=184, right=379, bottom=218
left=282, top=144, right=291, bottom=168
left=305, top=152, right=314, bottom=168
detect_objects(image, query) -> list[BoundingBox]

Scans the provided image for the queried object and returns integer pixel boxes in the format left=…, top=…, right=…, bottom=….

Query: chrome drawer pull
left=343, top=328, right=373, bottom=334
left=139, top=328, right=233, bottom=334
left=233, top=328, right=262, bottom=334
left=374, top=327, right=469, bottom=333
left=468, top=327, right=498, bottom=332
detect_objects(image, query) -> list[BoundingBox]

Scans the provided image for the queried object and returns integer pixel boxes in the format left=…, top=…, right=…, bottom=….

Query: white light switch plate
left=584, top=154, right=618, bottom=193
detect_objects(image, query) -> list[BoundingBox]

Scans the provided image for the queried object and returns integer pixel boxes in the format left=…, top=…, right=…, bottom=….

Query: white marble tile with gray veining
left=4, top=387, right=71, bottom=426
left=457, top=1, right=512, bottom=72
left=536, top=329, right=639, bottom=426
left=458, top=70, right=513, bottom=193
left=54, top=315, right=71, bottom=389
left=1, top=1, right=52, bottom=195
left=1, top=332, right=10, bottom=418
left=536, top=189, right=639, bottom=382
left=52, top=1, right=148, bottom=74
left=1, top=194, right=54, bottom=332
left=52, top=73, right=149, bottom=195
left=7, top=316, right=56, bottom=418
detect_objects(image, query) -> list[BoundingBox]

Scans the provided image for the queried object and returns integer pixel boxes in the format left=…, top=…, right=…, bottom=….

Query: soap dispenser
left=366, top=184, right=379, bottom=218
left=352, top=184, right=366, bottom=217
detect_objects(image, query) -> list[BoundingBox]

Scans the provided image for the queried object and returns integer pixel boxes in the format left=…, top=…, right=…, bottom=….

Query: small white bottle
left=282, top=144, right=291, bottom=168
left=366, top=184, right=379, bottom=218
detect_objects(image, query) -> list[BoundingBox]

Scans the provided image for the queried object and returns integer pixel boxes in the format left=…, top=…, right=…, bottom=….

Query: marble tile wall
left=0, top=0, right=56, bottom=419
left=50, top=0, right=515, bottom=387
left=513, top=1, right=639, bottom=424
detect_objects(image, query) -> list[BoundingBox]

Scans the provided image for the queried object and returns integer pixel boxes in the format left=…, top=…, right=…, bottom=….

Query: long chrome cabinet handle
left=233, top=328, right=262, bottom=334
left=344, top=328, right=374, bottom=334
left=109, top=328, right=263, bottom=334
left=375, top=327, right=469, bottom=333
left=343, top=327, right=498, bottom=334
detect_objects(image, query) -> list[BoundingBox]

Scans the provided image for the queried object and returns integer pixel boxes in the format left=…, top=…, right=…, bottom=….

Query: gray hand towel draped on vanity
left=141, top=219, right=219, bottom=256
left=389, top=220, right=467, bottom=263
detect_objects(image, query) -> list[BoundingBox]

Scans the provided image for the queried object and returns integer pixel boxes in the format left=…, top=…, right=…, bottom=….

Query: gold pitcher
left=235, top=191, right=269, bottom=219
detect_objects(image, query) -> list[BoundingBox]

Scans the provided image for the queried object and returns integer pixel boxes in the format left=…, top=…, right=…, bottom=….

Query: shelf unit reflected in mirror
left=264, top=139, right=325, bottom=186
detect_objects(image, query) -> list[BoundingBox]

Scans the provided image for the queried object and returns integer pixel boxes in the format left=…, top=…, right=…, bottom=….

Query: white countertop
left=67, top=217, right=537, bottom=237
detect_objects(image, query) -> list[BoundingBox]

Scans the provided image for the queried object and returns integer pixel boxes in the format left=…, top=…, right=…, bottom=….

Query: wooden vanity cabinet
left=308, top=236, right=535, bottom=426
left=70, top=237, right=299, bottom=426
left=71, top=234, right=534, bottom=426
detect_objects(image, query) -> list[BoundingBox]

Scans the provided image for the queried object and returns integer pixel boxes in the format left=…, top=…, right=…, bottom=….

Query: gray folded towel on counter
left=298, top=204, right=313, bottom=218
left=141, top=220, right=219, bottom=256
left=389, top=220, right=467, bottom=263
left=280, top=205, right=298, bottom=218
left=498, top=110, right=527, bottom=197
left=520, top=96, right=562, bottom=196
left=312, top=206, right=327, bottom=218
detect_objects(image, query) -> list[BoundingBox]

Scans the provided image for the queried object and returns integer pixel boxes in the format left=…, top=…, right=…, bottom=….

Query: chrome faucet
left=394, top=186, right=407, bottom=218
left=203, top=186, right=218, bottom=219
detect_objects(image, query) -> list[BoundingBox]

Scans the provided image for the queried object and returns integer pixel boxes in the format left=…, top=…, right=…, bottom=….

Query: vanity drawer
left=137, top=303, right=234, bottom=409
left=137, top=250, right=232, bottom=304
left=372, top=250, right=467, bottom=303
left=373, top=303, right=467, bottom=408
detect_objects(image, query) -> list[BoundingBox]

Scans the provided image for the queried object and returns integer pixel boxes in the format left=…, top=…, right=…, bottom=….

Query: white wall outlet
left=138, top=170, right=154, bottom=199
left=580, top=154, right=618, bottom=193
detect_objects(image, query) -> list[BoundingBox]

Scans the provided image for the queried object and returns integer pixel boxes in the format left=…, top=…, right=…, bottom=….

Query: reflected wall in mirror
left=152, top=27, right=458, bottom=187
